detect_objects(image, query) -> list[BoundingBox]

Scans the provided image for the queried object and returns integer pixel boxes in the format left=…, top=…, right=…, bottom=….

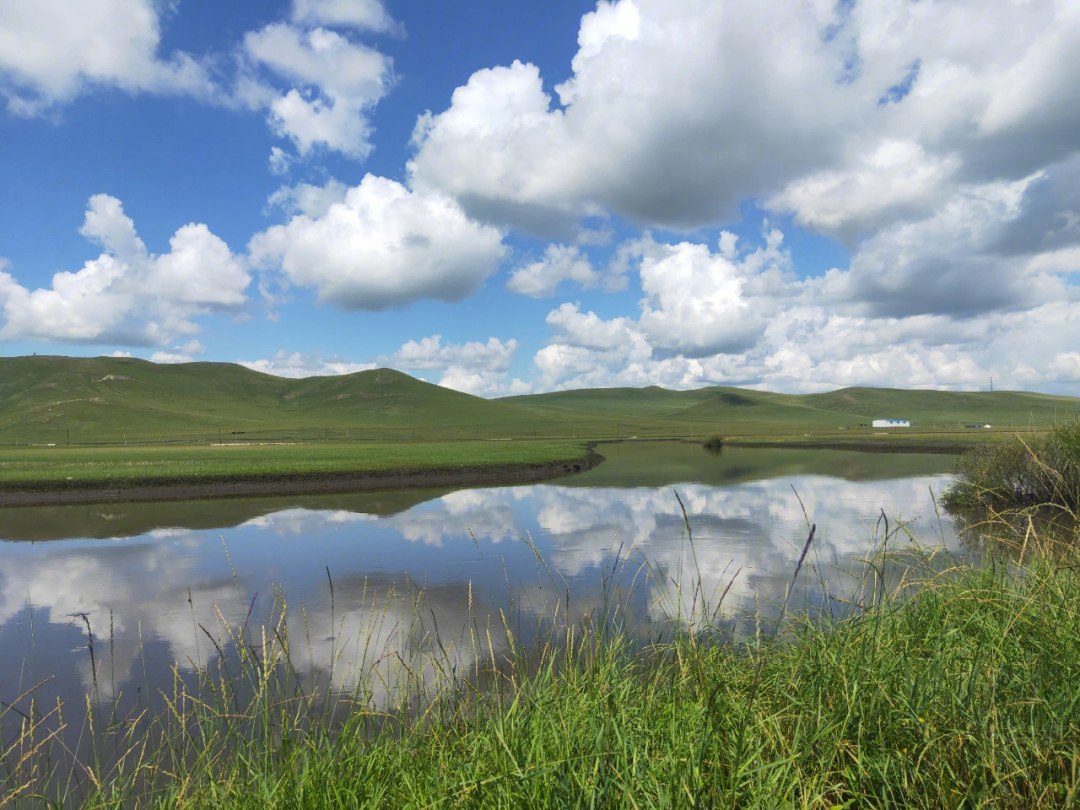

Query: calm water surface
left=0, top=443, right=958, bottom=714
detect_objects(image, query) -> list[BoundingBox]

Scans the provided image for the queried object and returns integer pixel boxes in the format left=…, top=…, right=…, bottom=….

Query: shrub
left=943, top=419, right=1080, bottom=514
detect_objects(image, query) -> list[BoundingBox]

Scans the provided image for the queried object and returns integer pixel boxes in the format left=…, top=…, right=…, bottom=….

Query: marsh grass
left=944, top=420, right=1080, bottom=514
left=4, top=514, right=1080, bottom=808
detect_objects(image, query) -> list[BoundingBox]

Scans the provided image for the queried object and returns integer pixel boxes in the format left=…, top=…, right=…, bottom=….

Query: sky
left=1, top=0, right=1079, bottom=397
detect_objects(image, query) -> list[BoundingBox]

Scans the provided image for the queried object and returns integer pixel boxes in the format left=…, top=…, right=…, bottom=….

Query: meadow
left=3, top=355, right=1076, bottom=447
left=3, top=354, right=1077, bottom=492
left=4, top=510, right=1079, bottom=808
left=0, top=441, right=590, bottom=491
left=4, top=366, right=1080, bottom=806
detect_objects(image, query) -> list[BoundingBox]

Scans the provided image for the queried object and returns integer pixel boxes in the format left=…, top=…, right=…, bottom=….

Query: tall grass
left=943, top=420, right=1080, bottom=514
left=4, top=524, right=1080, bottom=808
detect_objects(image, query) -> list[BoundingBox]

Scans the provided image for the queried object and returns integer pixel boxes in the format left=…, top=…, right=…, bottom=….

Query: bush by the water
left=943, top=419, right=1080, bottom=513
left=702, top=433, right=723, bottom=451
left=9, top=536, right=1080, bottom=809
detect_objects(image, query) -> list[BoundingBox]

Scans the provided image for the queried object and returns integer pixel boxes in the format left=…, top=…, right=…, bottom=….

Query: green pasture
left=2, top=356, right=1077, bottom=448
left=0, top=440, right=589, bottom=490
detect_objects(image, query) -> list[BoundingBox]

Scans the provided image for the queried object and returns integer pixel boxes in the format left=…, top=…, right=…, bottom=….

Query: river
left=0, top=442, right=958, bottom=719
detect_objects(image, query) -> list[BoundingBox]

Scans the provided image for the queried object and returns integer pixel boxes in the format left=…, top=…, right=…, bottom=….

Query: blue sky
left=1, top=0, right=1079, bottom=396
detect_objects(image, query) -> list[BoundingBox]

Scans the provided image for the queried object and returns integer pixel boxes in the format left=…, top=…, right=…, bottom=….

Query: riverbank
left=0, top=440, right=603, bottom=507
left=721, top=431, right=1018, bottom=454
left=8, top=531, right=1079, bottom=809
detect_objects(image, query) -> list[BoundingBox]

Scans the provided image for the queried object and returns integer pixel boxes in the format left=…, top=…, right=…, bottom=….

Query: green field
left=0, top=440, right=588, bottom=491
left=2, top=355, right=1077, bottom=446
left=1, top=355, right=1078, bottom=491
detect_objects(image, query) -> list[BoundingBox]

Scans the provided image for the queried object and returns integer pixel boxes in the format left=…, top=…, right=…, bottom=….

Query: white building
left=872, top=419, right=911, bottom=428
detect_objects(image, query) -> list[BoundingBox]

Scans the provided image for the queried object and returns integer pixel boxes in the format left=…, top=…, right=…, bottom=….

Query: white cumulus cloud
left=239, top=23, right=393, bottom=161
left=507, top=244, right=604, bottom=297
left=291, top=0, right=399, bottom=34
left=410, top=0, right=1080, bottom=243
left=249, top=175, right=506, bottom=311
left=238, top=349, right=376, bottom=378
left=150, top=340, right=207, bottom=365
left=0, top=195, right=249, bottom=346
left=384, top=335, right=530, bottom=397
left=0, top=0, right=215, bottom=115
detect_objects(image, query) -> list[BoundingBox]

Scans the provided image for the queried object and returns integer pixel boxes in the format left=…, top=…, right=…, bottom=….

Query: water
left=0, top=443, right=958, bottom=718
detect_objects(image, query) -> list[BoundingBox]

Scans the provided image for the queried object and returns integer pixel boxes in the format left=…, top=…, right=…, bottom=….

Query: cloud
left=266, top=179, right=349, bottom=218
left=249, top=175, right=506, bottom=311
left=0, top=195, right=249, bottom=346
left=382, top=334, right=530, bottom=396
left=0, top=0, right=399, bottom=167
left=239, top=23, right=393, bottom=161
left=239, top=335, right=530, bottom=395
left=150, top=339, right=206, bottom=364
left=238, top=349, right=376, bottom=378
left=530, top=204, right=1080, bottom=393
left=407, top=1, right=853, bottom=232
left=0, top=0, right=215, bottom=115
left=387, top=335, right=516, bottom=373
left=815, top=173, right=1072, bottom=319
left=409, top=0, right=1080, bottom=242
left=291, top=0, right=399, bottom=34
left=507, top=244, right=605, bottom=297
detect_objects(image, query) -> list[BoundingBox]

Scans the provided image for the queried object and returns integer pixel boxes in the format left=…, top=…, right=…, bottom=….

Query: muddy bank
left=0, top=449, right=605, bottom=508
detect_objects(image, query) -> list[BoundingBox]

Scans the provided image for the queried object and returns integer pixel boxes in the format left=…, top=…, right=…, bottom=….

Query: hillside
left=0, top=356, right=554, bottom=442
left=1, top=355, right=1078, bottom=444
left=505, top=383, right=1080, bottom=432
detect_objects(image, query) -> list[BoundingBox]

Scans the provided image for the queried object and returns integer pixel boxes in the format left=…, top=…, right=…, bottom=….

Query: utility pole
left=990, top=376, right=993, bottom=392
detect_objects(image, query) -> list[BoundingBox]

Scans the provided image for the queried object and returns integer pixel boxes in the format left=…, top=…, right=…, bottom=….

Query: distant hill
left=0, top=356, right=548, bottom=441
left=1, top=355, right=1077, bottom=443
left=504, top=383, right=1080, bottom=433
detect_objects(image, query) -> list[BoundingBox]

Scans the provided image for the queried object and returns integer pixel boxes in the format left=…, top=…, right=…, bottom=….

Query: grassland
left=3, top=354, right=1079, bottom=494
left=0, top=440, right=595, bottom=506
left=4, top=355, right=1077, bottom=445
left=7, top=523, right=1080, bottom=808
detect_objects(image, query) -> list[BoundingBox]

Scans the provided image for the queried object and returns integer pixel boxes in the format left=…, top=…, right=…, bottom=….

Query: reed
left=943, top=419, right=1080, bottom=514
left=4, top=520, right=1080, bottom=808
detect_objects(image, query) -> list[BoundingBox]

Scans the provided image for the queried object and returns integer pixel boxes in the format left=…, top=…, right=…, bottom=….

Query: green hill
left=504, top=383, right=1080, bottom=434
left=1, top=355, right=1078, bottom=445
left=0, top=356, right=557, bottom=442
left=797, top=387, right=1077, bottom=429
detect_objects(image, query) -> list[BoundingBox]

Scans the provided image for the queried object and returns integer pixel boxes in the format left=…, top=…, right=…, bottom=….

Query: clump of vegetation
left=7, top=530, right=1080, bottom=808
left=943, top=419, right=1080, bottom=513
left=702, top=433, right=723, bottom=451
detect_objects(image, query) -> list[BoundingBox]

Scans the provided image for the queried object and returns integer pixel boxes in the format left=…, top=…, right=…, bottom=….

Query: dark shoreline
left=0, top=448, right=606, bottom=508
left=720, top=438, right=975, bottom=454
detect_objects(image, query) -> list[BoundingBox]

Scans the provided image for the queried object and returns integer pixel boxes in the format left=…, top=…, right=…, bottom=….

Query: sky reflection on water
left=0, top=445, right=958, bottom=712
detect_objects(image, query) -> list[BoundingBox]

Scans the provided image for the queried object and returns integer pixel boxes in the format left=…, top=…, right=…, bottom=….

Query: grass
left=3, top=355, right=1077, bottom=447
left=5, top=515, right=1080, bottom=808
left=0, top=440, right=591, bottom=491
left=944, top=420, right=1080, bottom=514
left=702, top=433, right=723, bottom=451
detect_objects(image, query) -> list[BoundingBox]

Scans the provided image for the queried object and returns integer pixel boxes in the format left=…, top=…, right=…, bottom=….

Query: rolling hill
left=1, top=355, right=1078, bottom=444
